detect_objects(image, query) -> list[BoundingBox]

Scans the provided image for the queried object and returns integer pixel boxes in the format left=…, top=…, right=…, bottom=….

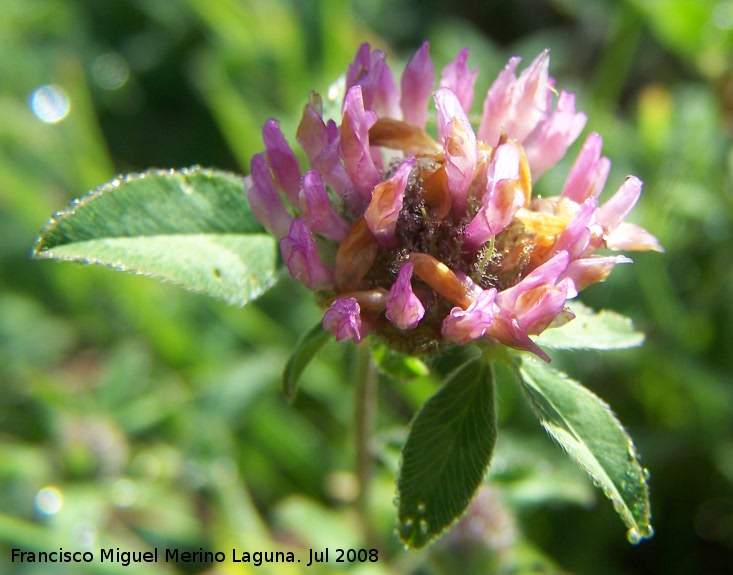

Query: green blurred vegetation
left=1, top=0, right=732, bottom=573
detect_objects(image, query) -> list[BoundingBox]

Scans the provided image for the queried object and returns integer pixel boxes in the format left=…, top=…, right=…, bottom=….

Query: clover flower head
left=246, top=42, right=662, bottom=359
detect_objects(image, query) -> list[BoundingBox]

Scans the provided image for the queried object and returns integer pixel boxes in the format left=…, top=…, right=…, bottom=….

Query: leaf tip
left=627, top=524, right=654, bottom=545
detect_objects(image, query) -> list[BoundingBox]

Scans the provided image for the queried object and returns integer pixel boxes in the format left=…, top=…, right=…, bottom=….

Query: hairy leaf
left=534, top=302, right=644, bottom=350
left=518, top=356, right=653, bottom=544
left=398, top=358, right=497, bottom=548
left=33, top=168, right=278, bottom=306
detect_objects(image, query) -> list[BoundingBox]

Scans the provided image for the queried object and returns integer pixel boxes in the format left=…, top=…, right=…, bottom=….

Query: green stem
left=353, top=341, right=377, bottom=545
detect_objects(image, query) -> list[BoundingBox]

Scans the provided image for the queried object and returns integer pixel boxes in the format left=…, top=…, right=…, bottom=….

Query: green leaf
left=533, top=301, right=645, bottom=350
left=397, top=358, right=497, bottom=548
left=282, top=323, right=331, bottom=403
left=33, top=167, right=278, bottom=306
left=370, top=340, right=430, bottom=382
left=518, top=356, right=653, bottom=544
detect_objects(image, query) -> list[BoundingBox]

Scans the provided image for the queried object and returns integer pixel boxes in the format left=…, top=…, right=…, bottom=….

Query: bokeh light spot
left=111, top=478, right=138, bottom=507
left=34, top=486, right=63, bottom=516
left=30, top=85, right=70, bottom=123
left=92, top=53, right=130, bottom=90
left=73, top=522, right=98, bottom=547
left=713, top=2, right=733, bottom=29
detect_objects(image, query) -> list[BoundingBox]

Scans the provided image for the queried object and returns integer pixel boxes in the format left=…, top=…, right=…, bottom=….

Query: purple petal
left=346, top=43, right=372, bottom=89
left=478, top=51, right=552, bottom=146
left=247, top=153, right=293, bottom=239
left=346, top=43, right=399, bottom=118
left=439, top=48, right=479, bottom=114
left=561, top=132, right=611, bottom=203
left=364, top=158, right=415, bottom=248
left=386, top=262, right=425, bottom=330
left=485, top=252, right=576, bottom=361
left=523, top=90, right=587, bottom=179
left=508, top=50, right=552, bottom=141
left=263, top=119, right=302, bottom=204
left=311, top=143, right=354, bottom=203
left=322, top=297, right=364, bottom=343
left=298, top=170, right=351, bottom=242
left=552, top=196, right=598, bottom=259
left=597, top=176, right=643, bottom=232
left=478, top=56, right=521, bottom=145
left=564, top=255, right=632, bottom=291
left=497, top=251, right=571, bottom=309
left=463, top=142, right=526, bottom=251
left=400, top=41, right=434, bottom=128
left=517, top=277, right=575, bottom=334
left=339, top=86, right=382, bottom=199
left=297, top=103, right=354, bottom=205
left=435, top=87, right=477, bottom=216
left=605, top=222, right=664, bottom=252
left=488, top=316, right=551, bottom=362
left=441, top=288, right=498, bottom=344
left=279, top=217, right=334, bottom=291
left=297, top=103, right=330, bottom=163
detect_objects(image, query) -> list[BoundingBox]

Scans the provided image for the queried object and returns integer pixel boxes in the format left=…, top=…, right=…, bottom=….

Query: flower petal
left=297, top=102, right=354, bottom=204
left=439, top=47, right=479, bottom=114
left=263, top=119, right=302, bottom=204
left=508, top=50, right=552, bottom=141
left=478, top=51, right=551, bottom=145
left=296, top=101, right=330, bottom=163
left=597, top=176, right=642, bottom=232
left=247, top=153, right=293, bottom=239
left=488, top=316, right=551, bottom=362
left=523, top=90, right=587, bottom=179
left=561, top=132, right=611, bottom=203
left=463, top=142, right=526, bottom=251
left=497, top=251, right=571, bottom=310
left=340, top=86, right=382, bottom=200
left=564, top=255, right=632, bottom=291
left=364, top=158, right=415, bottom=248
left=279, top=217, right=334, bottom=290
left=441, top=288, right=497, bottom=344
left=605, top=222, right=664, bottom=252
left=323, top=297, right=364, bottom=343
left=485, top=252, right=576, bottom=361
left=435, top=87, right=477, bottom=216
left=346, top=43, right=400, bottom=119
left=400, top=41, right=434, bottom=128
left=298, top=170, right=351, bottom=242
left=552, top=196, right=598, bottom=259
left=478, top=56, right=521, bottom=145
left=386, top=262, right=425, bottom=330
left=515, top=277, right=575, bottom=335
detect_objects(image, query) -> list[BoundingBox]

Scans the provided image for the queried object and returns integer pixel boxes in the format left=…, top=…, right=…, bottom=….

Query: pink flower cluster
left=246, top=42, right=662, bottom=361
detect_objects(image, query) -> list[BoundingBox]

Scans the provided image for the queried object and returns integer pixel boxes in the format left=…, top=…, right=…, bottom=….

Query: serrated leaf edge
left=32, top=166, right=246, bottom=255
left=518, top=356, right=652, bottom=541
left=397, top=358, right=497, bottom=549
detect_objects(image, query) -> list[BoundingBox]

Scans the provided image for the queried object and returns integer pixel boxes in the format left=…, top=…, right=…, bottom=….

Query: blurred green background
left=1, top=0, right=732, bottom=573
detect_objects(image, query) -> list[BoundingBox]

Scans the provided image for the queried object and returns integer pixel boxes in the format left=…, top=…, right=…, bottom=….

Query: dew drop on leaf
left=612, top=498, right=625, bottom=514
